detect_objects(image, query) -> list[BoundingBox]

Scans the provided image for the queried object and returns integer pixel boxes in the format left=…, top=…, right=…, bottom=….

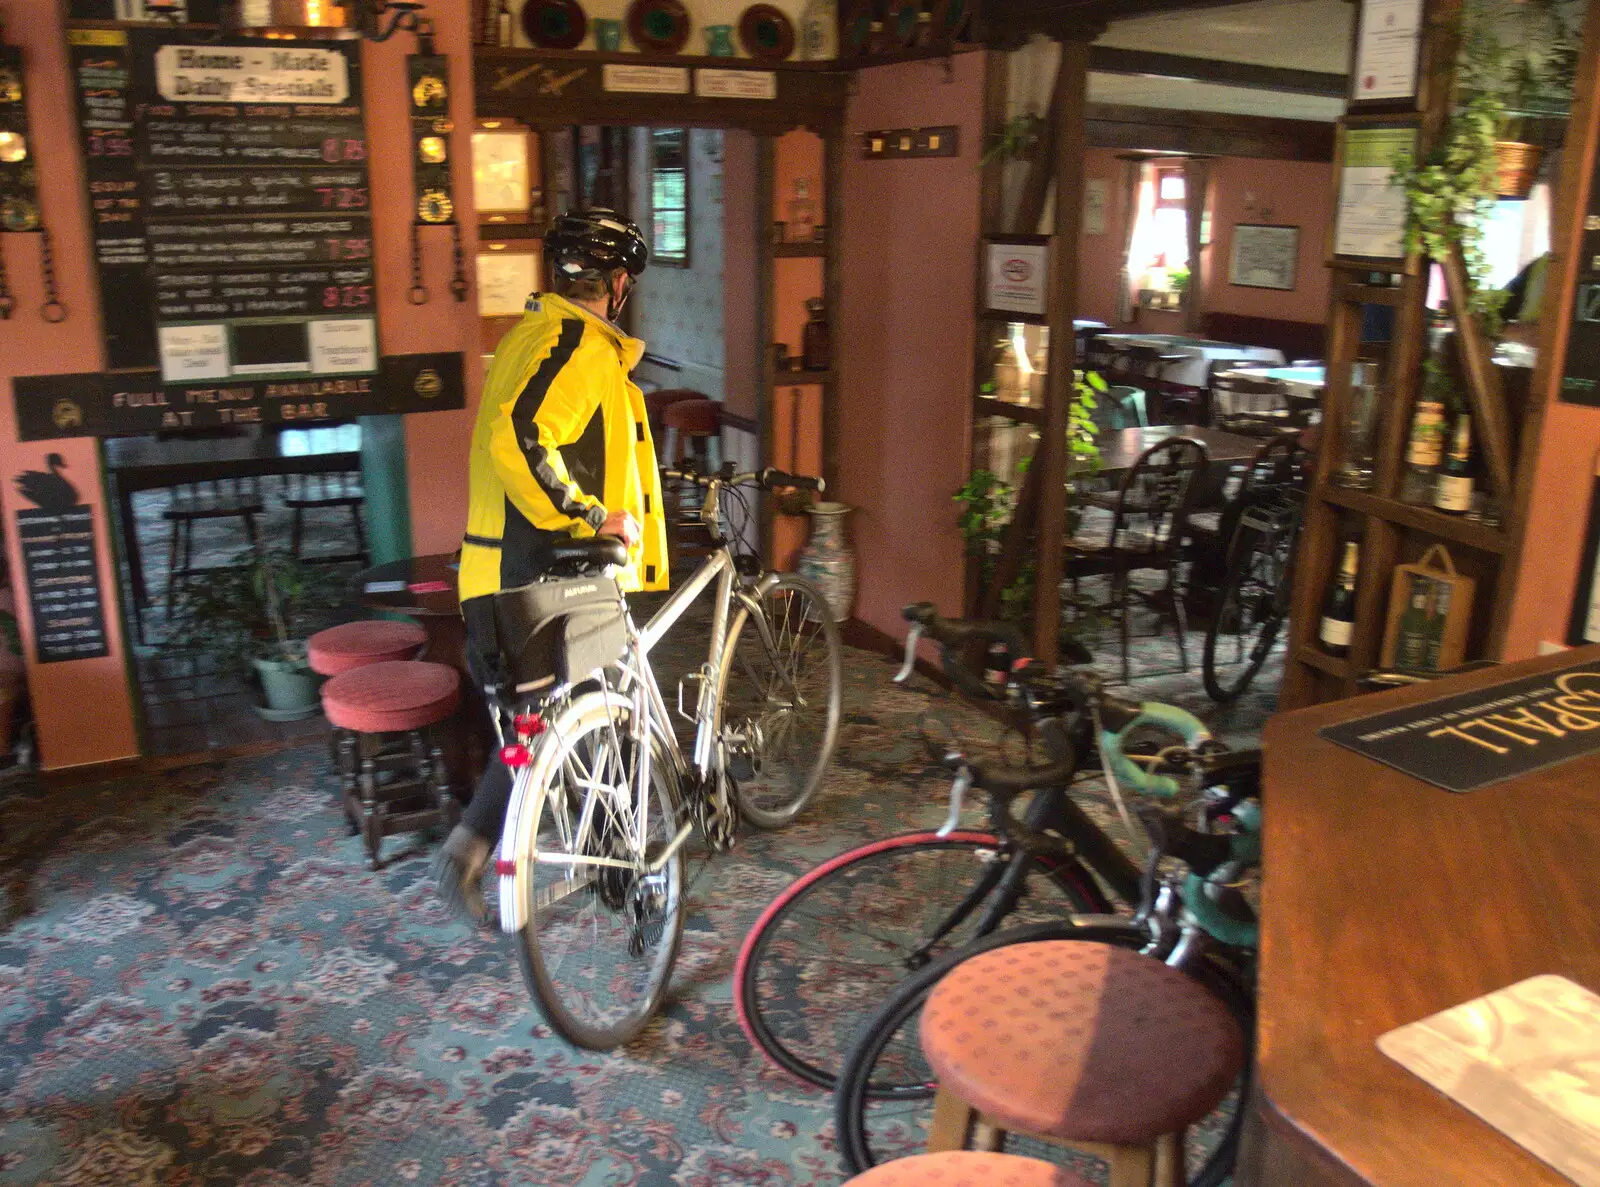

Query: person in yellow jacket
left=437, top=209, right=667, bottom=922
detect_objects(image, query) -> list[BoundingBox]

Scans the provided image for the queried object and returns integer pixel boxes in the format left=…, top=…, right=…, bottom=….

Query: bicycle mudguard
left=1184, top=873, right=1259, bottom=948
left=1099, top=700, right=1213, bottom=800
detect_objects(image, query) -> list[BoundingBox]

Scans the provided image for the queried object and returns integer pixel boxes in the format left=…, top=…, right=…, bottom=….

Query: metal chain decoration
left=0, top=23, right=61, bottom=322
left=408, top=21, right=468, bottom=305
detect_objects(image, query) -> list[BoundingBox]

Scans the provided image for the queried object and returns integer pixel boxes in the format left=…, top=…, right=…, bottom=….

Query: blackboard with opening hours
left=17, top=507, right=109, bottom=664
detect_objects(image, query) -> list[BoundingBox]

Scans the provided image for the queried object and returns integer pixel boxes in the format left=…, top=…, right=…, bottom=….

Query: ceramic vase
left=797, top=502, right=855, bottom=622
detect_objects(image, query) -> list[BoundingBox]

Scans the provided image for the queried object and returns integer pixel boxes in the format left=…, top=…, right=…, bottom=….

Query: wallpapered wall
left=629, top=129, right=728, bottom=402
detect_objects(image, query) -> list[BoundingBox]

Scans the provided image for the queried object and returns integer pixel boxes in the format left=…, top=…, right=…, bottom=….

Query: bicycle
left=832, top=716, right=1261, bottom=1185
left=490, top=464, right=843, bottom=1049
left=1200, top=434, right=1307, bottom=703
left=734, top=604, right=1219, bottom=1091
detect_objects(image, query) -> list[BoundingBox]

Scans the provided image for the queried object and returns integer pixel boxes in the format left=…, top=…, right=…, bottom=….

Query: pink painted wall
left=1077, top=147, right=1334, bottom=330
left=837, top=54, right=984, bottom=639
left=0, top=1, right=479, bottom=768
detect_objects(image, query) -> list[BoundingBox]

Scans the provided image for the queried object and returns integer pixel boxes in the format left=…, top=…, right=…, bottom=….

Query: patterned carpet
left=0, top=605, right=1279, bottom=1186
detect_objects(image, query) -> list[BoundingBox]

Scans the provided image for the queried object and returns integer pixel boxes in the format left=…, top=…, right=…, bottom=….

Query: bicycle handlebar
left=661, top=464, right=825, bottom=494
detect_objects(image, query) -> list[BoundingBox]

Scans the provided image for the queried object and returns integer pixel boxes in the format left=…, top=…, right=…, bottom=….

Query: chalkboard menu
left=17, top=507, right=109, bottom=664
left=67, top=27, right=375, bottom=379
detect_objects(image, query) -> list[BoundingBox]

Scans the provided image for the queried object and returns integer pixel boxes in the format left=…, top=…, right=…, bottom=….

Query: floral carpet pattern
left=0, top=616, right=1276, bottom=1186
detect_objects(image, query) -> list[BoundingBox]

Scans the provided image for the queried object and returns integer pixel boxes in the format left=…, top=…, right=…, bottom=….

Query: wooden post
left=1033, top=38, right=1089, bottom=665
left=1439, top=244, right=1514, bottom=497
left=1012, top=57, right=1064, bottom=236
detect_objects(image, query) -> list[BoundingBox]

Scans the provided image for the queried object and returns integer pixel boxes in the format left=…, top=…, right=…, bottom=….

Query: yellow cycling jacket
left=459, top=293, right=668, bottom=600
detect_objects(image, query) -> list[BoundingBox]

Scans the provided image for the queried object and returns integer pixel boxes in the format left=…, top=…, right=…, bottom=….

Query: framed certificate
left=1229, top=224, right=1300, bottom=290
left=1331, top=118, right=1419, bottom=268
left=1350, top=0, right=1424, bottom=107
left=477, top=244, right=540, bottom=318
left=472, top=124, right=533, bottom=219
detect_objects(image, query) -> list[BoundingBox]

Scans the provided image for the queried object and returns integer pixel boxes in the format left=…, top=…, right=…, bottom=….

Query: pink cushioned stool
left=920, top=940, right=1245, bottom=1187
left=846, top=1152, right=1092, bottom=1186
left=307, top=619, right=426, bottom=676
left=321, top=660, right=461, bottom=870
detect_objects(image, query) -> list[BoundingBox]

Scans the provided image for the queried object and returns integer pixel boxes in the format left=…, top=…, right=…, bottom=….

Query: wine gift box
left=1381, top=544, right=1476, bottom=673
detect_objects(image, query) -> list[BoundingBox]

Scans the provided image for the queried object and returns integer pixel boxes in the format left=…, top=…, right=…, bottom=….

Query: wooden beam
left=1034, top=38, right=1090, bottom=665
left=1085, top=103, right=1337, bottom=161
left=1087, top=46, right=1348, bottom=97
left=985, top=0, right=1272, bottom=43
left=1440, top=247, right=1515, bottom=498
left=1012, top=53, right=1064, bottom=236
left=979, top=456, right=1042, bottom=621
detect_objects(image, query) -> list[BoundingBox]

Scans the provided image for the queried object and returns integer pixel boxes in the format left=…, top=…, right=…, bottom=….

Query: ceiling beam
left=1084, top=102, right=1337, bottom=161
left=1087, top=46, right=1349, bottom=97
left=984, top=0, right=1286, bottom=44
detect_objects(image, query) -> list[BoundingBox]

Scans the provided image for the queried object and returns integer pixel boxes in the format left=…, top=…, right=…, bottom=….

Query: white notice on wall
left=1083, top=179, right=1109, bottom=236
left=696, top=69, right=777, bottom=100
left=1352, top=0, right=1423, bottom=103
left=309, top=318, right=378, bottom=375
left=158, top=324, right=229, bottom=383
left=1335, top=126, right=1414, bottom=260
left=984, top=241, right=1050, bottom=317
left=154, top=43, right=351, bottom=105
left=602, top=65, right=690, bottom=95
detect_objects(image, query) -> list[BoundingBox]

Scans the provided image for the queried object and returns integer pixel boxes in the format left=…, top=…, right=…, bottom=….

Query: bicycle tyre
left=718, top=573, right=843, bottom=829
left=1202, top=520, right=1287, bottom=703
left=834, top=921, right=1254, bottom=1186
left=734, top=830, right=1108, bottom=1089
left=511, top=690, right=685, bottom=1050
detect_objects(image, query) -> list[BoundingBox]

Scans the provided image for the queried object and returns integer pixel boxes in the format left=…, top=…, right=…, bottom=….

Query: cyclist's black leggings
left=462, top=598, right=512, bottom=845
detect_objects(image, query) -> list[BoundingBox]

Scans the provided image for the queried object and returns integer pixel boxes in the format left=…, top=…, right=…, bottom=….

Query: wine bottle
left=1401, top=339, right=1452, bottom=504
left=1319, top=540, right=1359, bottom=656
left=1396, top=576, right=1433, bottom=671
left=1425, top=582, right=1452, bottom=671
left=1433, top=415, right=1473, bottom=515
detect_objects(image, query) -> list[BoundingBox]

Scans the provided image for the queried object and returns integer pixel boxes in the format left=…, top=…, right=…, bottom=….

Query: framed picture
left=472, top=123, right=533, bottom=220
left=1330, top=116, right=1420, bottom=268
left=1350, top=0, right=1424, bottom=107
left=1229, top=224, right=1300, bottom=291
left=477, top=243, right=541, bottom=318
left=981, top=234, right=1051, bottom=323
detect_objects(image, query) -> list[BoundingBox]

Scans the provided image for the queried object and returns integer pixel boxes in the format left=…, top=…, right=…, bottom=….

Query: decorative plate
left=885, top=0, right=921, bottom=46
left=626, top=0, right=691, bottom=54
left=737, top=4, right=795, bottom=60
left=521, top=0, right=588, bottom=50
left=840, top=0, right=876, bottom=57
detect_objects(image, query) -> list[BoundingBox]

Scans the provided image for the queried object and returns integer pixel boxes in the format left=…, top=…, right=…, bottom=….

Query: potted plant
left=1492, top=0, right=1577, bottom=197
left=165, top=549, right=345, bottom=721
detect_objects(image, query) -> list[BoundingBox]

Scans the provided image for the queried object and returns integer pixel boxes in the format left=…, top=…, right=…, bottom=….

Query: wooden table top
left=1259, top=647, right=1600, bottom=1186
left=356, top=553, right=461, bottom=618
left=1095, top=425, right=1262, bottom=475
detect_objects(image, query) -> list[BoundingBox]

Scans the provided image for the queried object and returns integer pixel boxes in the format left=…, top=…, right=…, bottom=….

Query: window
left=649, top=128, right=689, bottom=267
left=1124, top=162, right=1193, bottom=308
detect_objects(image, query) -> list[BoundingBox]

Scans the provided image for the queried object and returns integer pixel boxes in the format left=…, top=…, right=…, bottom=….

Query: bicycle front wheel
left=718, top=574, right=842, bottom=829
left=734, top=831, right=1106, bottom=1089
left=510, top=690, right=685, bottom=1050
left=1202, top=519, right=1291, bottom=703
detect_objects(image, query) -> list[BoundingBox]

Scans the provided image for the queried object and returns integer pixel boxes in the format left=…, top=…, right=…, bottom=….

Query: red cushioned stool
left=322, top=660, right=461, bottom=870
left=846, top=1152, right=1092, bottom=1186
left=308, top=619, right=427, bottom=676
left=920, top=941, right=1245, bottom=1187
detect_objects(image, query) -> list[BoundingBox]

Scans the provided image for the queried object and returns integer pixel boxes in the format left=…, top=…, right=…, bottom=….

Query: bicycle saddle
left=541, top=535, right=629, bottom=573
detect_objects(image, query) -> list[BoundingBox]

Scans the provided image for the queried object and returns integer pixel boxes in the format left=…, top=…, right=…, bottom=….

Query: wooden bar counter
left=1245, top=647, right=1600, bottom=1186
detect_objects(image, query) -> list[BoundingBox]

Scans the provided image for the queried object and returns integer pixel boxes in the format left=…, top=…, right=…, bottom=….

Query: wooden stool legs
left=926, top=1087, right=1185, bottom=1187
left=336, top=726, right=459, bottom=870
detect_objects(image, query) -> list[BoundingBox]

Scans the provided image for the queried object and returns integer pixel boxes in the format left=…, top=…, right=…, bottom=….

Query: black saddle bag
left=491, top=575, right=629, bottom=694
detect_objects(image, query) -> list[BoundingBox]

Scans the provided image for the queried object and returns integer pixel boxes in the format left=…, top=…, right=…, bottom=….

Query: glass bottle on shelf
left=1318, top=539, right=1359, bottom=657
left=1395, top=575, right=1433, bottom=671
left=1335, top=360, right=1381, bottom=489
left=1425, top=582, right=1452, bottom=671
left=801, top=297, right=831, bottom=371
left=786, top=179, right=818, bottom=243
left=1400, top=336, right=1452, bottom=505
left=1433, top=415, right=1473, bottom=515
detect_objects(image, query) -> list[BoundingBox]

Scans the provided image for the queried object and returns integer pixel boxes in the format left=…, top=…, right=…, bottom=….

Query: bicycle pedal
left=726, top=752, right=756, bottom=782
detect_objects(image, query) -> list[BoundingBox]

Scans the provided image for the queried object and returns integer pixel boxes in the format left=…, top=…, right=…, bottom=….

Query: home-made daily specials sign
left=67, top=28, right=374, bottom=379
left=1320, top=659, right=1600, bottom=793
left=17, top=507, right=109, bottom=664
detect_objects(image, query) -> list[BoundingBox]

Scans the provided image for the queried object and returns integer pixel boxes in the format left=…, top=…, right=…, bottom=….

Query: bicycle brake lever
left=894, top=624, right=924, bottom=684
left=936, top=763, right=972, bottom=838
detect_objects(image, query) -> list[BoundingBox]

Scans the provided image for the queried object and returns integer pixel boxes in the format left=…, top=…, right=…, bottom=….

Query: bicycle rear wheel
left=719, top=574, right=843, bottom=829
left=1202, top=518, right=1292, bottom=703
left=735, top=830, right=1106, bottom=1089
left=834, top=922, right=1253, bottom=1187
left=510, top=690, right=685, bottom=1050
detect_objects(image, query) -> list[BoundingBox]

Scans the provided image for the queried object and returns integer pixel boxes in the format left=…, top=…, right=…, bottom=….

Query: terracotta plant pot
left=1493, top=141, right=1544, bottom=201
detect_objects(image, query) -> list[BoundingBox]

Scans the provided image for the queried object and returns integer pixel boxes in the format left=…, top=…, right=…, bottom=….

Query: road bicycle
left=734, top=603, right=1227, bottom=1091
left=833, top=711, right=1261, bottom=1185
left=489, top=464, right=843, bottom=1049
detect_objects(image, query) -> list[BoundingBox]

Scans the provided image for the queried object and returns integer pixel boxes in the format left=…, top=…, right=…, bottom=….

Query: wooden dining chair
left=1064, top=437, right=1209, bottom=683
left=163, top=476, right=264, bottom=603
left=285, top=468, right=368, bottom=566
left=1123, top=345, right=1196, bottom=425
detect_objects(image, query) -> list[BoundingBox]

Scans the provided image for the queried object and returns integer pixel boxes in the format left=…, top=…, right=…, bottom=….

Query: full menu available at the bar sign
left=68, top=28, right=375, bottom=379
left=17, top=508, right=109, bottom=664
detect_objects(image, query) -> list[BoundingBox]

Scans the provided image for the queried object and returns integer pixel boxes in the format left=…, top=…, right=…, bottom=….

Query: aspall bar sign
left=154, top=44, right=350, bottom=104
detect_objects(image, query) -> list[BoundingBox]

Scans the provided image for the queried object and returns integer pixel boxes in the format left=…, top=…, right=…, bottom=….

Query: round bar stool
left=846, top=1151, right=1092, bottom=1186
left=643, top=387, right=709, bottom=443
left=308, top=619, right=427, bottom=676
left=322, top=660, right=461, bottom=870
left=920, top=941, right=1245, bottom=1187
left=662, top=396, right=722, bottom=473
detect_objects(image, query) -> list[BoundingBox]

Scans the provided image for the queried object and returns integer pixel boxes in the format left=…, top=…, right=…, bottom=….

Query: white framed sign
left=1229, top=224, right=1300, bottom=291
left=1352, top=0, right=1424, bottom=105
left=477, top=247, right=540, bottom=318
left=472, top=127, right=531, bottom=215
left=602, top=64, right=689, bottom=94
left=1083, top=179, right=1109, bottom=236
left=982, top=236, right=1050, bottom=322
left=696, top=69, right=776, bottom=100
left=1333, top=123, right=1417, bottom=263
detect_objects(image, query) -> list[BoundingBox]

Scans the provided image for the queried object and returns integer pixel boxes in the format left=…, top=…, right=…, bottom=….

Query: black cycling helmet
left=545, top=208, right=649, bottom=281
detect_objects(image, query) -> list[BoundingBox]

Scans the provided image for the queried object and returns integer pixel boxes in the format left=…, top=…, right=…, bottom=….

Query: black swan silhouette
left=15, top=453, right=80, bottom=512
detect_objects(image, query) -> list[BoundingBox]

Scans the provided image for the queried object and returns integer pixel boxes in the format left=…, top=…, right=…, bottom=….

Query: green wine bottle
left=1434, top=415, right=1473, bottom=515
left=1319, top=540, right=1359, bottom=657
left=1396, top=576, right=1432, bottom=670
